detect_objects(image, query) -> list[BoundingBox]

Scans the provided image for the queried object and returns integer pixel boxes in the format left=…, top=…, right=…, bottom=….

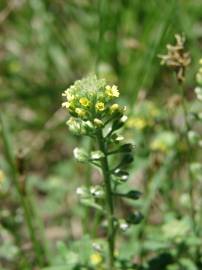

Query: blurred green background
left=1, top=0, right=202, bottom=269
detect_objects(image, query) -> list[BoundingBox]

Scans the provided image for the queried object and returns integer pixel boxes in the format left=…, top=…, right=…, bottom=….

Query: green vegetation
left=0, top=1, right=202, bottom=269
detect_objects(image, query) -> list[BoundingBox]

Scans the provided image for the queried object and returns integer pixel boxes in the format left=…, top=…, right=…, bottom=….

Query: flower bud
left=73, top=147, right=88, bottom=162
left=66, top=118, right=86, bottom=135
left=110, top=104, right=120, bottom=114
left=90, top=151, right=104, bottom=160
left=119, top=219, right=129, bottom=231
left=93, top=118, right=104, bottom=127
left=76, top=186, right=89, bottom=198
left=90, top=185, right=104, bottom=198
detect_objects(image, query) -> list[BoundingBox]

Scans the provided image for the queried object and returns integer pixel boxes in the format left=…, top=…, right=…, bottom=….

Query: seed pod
left=114, top=169, right=129, bottom=182
left=118, top=143, right=134, bottom=153
left=125, top=190, right=142, bottom=200
left=126, top=211, right=144, bottom=225
left=121, top=154, right=134, bottom=165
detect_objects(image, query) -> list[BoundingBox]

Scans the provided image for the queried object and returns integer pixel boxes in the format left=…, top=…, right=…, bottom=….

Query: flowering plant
left=62, top=75, right=142, bottom=269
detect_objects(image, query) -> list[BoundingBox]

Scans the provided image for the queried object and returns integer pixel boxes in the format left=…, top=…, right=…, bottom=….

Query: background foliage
left=0, top=0, right=202, bottom=269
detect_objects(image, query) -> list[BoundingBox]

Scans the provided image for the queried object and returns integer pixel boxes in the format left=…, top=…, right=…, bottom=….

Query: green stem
left=0, top=114, right=47, bottom=267
left=22, top=195, right=46, bottom=266
left=96, top=130, right=115, bottom=270
left=179, top=84, right=197, bottom=233
left=83, top=138, right=93, bottom=234
left=95, top=0, right=107, bottom=74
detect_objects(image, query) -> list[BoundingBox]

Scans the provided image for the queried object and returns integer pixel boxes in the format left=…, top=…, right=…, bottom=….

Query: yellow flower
left=199, top=58, right=202, bottom=65
left=90, top=252, right=102, bottom=266
left=95, top=102, right=105, bottom=111
left=0, top=170, right=5, bottom=185
left=75, top=108, right=86, bottom=117
left=79, top=97, right=90, bottom=107
left=105, top=85, right=119, bottom=98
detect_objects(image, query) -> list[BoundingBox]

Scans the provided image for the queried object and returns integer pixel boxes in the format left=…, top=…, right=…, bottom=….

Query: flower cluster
left=159, top=34, right=191, bottom=83
left=62, top=75, right=125, bottom=135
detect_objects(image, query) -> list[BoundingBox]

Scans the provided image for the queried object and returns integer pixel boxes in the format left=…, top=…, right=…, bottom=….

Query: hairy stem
left=97, top=130, right=115, bottom=270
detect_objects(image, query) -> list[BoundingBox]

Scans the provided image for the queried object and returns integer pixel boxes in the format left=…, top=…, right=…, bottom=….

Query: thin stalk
left=179, top=84, right=197, bottom=233
left=136, top=152, right=176, bottom=263
left=96, top=130, right=115, bottom=270
left=0, top=114, right=47, bottom=267
left=92, top=210, right=103, bottom=238
left=83, top=138, right=93, bottom=234
left=95, top=0, right=108, bottom=74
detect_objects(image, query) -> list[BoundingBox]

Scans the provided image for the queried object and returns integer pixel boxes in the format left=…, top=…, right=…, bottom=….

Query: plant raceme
left=62, top=74, right=142, bottom=270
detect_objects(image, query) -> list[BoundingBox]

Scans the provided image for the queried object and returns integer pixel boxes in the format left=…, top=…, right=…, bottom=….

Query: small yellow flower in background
left=75, top=108, right=86, bottom=117
left=0, top=170, right=5, bottom=186
left=79, top=97, right=90, bottom=107
left=199, top=58, right=202, bottom=65
left=90, top=252, right=103, bottom=266
left=150, top=131, right=177, bottom=153
left=127, top=117, right=147, bottom=130
left=148, top=103, right=160, bottom=118
left=95, top=102, right=105, bottom=111
left=105, top=85, right=119, bottom=98
left=150, top=140, right=168, bottom=153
